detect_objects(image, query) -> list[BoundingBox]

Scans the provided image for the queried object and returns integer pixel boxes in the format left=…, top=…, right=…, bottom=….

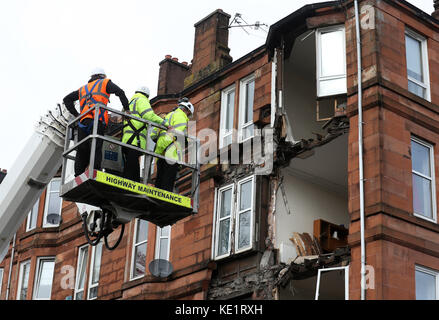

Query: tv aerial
left=227, top=13, right=268, bottom=35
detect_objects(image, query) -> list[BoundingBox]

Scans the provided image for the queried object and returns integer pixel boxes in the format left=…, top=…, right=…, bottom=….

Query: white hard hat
left=179, top=100, right=194, bottom=116
left=90, top=67, right=106, bottom=77
left=136, top=86, right=150, bottom=97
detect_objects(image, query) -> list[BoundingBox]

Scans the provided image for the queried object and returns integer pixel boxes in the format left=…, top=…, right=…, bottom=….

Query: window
left=416, top=265, right=439, bottom=300
left=88, top=241, right=103, bottom=300
left=238, top=75, right=255, bottom=143
left=411, top=137, right=436, bottom=222
left=405, top=29, right=430, bottom=101
left=213, top=176, right=256, bottom=260
left=74, top=245, right=89, bottom=300
left=155, top=226, right=171, bottom=260
left=235, top=177, right=255, bottom=253
left=33, top=257, right=55, bottom=300
left=131, top=219, right=148, bottom=280
left=220, top=85, right=236, bottom=148
left=26, top=199, right=40, bottom=231
left=16, top=260, right=31, bottom=300
left=316, top=26, right=347, bottom=97
left=215, top=185, right=234, bottom=258
left=0, top=268, right=3, bottom=298
left=43, top=178, right=62, bottom=228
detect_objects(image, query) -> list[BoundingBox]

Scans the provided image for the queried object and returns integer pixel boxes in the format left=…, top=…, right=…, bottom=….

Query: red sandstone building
left=1, top=0, right=439, bottom=300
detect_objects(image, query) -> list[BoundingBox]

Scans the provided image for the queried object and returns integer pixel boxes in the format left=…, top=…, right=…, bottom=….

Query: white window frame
left=74, top=245, right=89, bottom=300
left=88, top=241, right=103, bottom=300
left=235, top=176, right=256, bottom=254
left=213, top=175, right=256, bottom=260
left=405, top=29, right=431, bottom=102
left=26, top=199, right=40, bottom=231
left=16, top=260, right=31, bottom=300
left=238, top=74, right=256, bottom=143
left=0, top=268, right=4, bottom=298
left=415, top=265, right=439, bottom=300
left=43, top=178, right=62, bottom=228
left=33, top=257, right=55, bottom=300
left=213, top=184, right=235, bottom=260
left=316, top=25, right=347, bottom=98
left=155, top=226, right=171, bottom=261
left=315, top=266, right=350, bottom=300
left=130, top=219, right=148, bottom=280
left=411, top=137, right=437, bottom=223
left=220, top=84, right=236, bottom=149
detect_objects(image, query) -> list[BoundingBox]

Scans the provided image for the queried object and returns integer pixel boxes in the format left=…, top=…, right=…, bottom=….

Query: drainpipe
left=5, top=233, right=16, bottom=300
left=354, top=0, right=366, bottom=300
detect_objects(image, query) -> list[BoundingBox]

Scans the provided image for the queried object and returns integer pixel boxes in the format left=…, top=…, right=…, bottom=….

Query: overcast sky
left=0, top=0, right=433, bottom=171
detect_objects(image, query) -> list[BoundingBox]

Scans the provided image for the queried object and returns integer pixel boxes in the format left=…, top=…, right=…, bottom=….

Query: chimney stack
left=185, top=9, right=233, bottom=87
left=433, top=0, right=439, bottom=19
left=157, top=55, right=190, bottom=96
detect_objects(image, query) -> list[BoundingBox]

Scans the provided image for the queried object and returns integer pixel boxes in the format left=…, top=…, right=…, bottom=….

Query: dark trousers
left=155, top=158, right=179, bottom=192
left=122, top=147, right=142, bottom=182
left=75, top=118, right=106, bottom=177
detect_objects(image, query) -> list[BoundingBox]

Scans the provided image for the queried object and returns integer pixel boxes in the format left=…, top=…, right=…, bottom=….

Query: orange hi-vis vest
left=78, top=78, right=110, bottom=125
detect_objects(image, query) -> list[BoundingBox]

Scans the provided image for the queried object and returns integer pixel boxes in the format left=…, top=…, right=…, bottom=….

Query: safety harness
left=124, top=98, right=150, bottom=148
left=78, top=79, right=109, bottom=134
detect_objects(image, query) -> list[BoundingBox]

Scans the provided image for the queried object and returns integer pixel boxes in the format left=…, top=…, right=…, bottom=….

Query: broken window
left=416, top=265, right=439, bottom=300
left=220, top=85, right=236, bottom=148
left=405, top=29, right=430, bottom=101
left=411, top=136, right=436, bottom=222
left=238, top=74, right=255, bottom=142
left=215, top=185, right=234, bottom=258
left=315, top=266, right=349, bottom=300
left=33, top=257, right=55, bottom=300
left=74, top=245, right=89, bottom=300
left=316, top=26, right=346, bottom=98
left=213, top=176, right=255, bottom=260
left=155, top=225, right=171, bottom=261
left=131, top=219, right=148, bottom=280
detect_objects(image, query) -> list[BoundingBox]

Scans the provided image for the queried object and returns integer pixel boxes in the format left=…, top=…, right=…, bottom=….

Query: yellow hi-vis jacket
left=122, top=93, right=165, bottom=150
left=152, top=107, right=188, bottom=162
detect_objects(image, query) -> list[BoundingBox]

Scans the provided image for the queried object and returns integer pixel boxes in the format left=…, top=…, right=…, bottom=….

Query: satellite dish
left=47, top=214, right=62, bottom=225
left=149, top=259, right=173, bottom=278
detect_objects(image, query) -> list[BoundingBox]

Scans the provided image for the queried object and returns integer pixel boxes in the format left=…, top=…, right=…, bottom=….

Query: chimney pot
left=182, top=61, right=188, bottom=66
left=165, top=55, right=172, bottom=59
left=172, top=57, right=179, bottom=62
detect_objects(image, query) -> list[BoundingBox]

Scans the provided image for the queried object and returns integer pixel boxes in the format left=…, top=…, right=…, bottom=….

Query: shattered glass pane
left=218, top=219, right=230, bottom=256
left=238, top=210, right=251, bottom=249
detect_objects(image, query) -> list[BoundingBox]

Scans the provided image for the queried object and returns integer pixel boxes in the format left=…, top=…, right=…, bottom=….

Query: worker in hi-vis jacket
left=63, top=68, right=129, bottom=177
left=151, top=98, right=194, bottom=192
left=121, top=86, right=167, bottom=182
